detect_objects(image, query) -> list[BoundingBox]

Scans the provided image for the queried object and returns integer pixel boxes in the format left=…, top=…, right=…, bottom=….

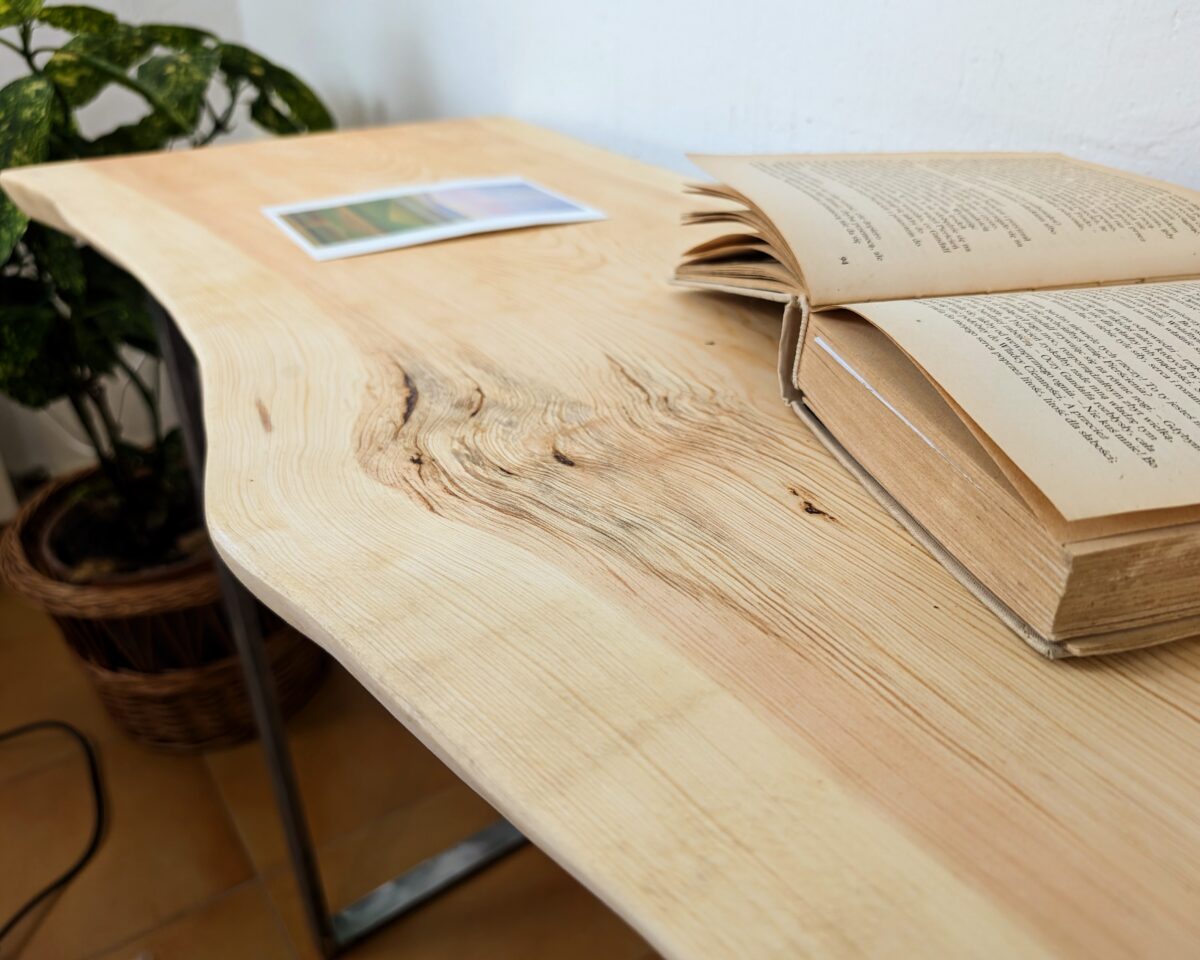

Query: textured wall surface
left=243, top=0, right=1200, bottom=187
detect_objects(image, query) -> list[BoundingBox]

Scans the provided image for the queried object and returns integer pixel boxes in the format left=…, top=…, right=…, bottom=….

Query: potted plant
left=0, top=2, right=333, bottom=750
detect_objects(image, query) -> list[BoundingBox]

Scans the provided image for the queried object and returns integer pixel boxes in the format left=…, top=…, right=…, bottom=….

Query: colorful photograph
left=264, top=177, right=603, bottom=260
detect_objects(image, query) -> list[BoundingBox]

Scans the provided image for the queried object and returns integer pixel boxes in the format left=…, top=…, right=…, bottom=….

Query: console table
left=5, top=118, right=1199, bottom=959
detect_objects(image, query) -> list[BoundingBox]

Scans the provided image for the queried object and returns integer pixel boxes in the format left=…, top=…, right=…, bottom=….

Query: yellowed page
left=847, top=281, right=1200, bottom=520
left=692, top=152, right=1200, bottom=307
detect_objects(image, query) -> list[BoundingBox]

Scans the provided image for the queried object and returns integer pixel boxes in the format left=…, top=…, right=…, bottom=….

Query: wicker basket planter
left=1, top=469, right=327, bottom=751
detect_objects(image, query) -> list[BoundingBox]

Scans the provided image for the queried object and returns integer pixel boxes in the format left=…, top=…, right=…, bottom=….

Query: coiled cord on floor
left=0, top=721, right=105, bottom=946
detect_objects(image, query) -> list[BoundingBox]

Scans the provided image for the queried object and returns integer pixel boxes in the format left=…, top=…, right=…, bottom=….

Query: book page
left=692, top=153, right=1200, bottom=307
left=847, top=281, right=1200, bottom=521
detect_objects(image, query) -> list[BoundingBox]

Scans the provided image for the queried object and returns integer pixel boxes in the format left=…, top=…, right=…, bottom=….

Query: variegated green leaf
left=0, top=276, right=72, bottom=408
left=0, top=75, right=53, bottom=167
left=220, top=43, right=333, bottom=134
left=0, top=0, right=43, bottom=28
left=78, top=246, right=156, bottom=354
left=262, top=64, right=331, bottom=131
left=217, top=43, right=269, bottom=84
left=0, top=75, right=55, bottom=261
left=249, top=90, right=298, bottom=135
left=85, top=109, right=173, bottom=155
left=135, top=46, right=219, bottom=128
left=82, top=46, right=219, bottom=156
left=24, top=223, right=85, bottom=299
left=35, top=3, right=116, bottom=32
left=46, top=93, right=88, bottom=160
left=44, top=24, right=151, bottom=106
left=136, top=22, right=215, bottom=49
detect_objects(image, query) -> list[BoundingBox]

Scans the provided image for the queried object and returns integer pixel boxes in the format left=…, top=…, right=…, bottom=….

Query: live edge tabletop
left=6, top=118, right=1199, bottom=959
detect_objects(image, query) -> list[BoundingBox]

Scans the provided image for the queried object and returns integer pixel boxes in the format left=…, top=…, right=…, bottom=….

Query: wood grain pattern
left=5, top=118, right=1200, bottom=959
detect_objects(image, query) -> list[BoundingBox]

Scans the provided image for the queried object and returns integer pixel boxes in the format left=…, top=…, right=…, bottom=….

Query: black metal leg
left=331, top=820, right=526, bottom=951
left=152, top=299, right=338, bottom=957
left=149, top=298, right=525, bottom=957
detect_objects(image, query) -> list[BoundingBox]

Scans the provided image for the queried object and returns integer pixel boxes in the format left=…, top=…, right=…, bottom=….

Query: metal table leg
left=150, top=298, right=525, bottom=958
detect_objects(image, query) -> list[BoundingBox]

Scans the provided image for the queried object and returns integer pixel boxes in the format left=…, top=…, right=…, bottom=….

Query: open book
left=675, top=153, right=1200, bottom=656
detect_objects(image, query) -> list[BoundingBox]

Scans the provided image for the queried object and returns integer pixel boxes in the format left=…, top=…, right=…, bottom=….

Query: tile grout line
left=75, top=878, right=268, bottom=960
left=0, top=744, right=92, bottom=790
left=74, top=749, right=280, bottom=960
left=3, top=591, right=300, bottom=958
left=202, top=741, right=307, bottom=958
left=264, top=882, right=305, bottom=960
left=201, top=748, right=266, bottom=878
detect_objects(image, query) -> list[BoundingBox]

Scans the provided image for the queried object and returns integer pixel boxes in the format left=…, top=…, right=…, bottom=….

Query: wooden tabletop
left=6, top=118, right=1199, bottom=959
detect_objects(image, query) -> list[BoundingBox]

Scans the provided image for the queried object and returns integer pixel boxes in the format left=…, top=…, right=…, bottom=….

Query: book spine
left=787, top=399, right=1063, bottom=659
left=778, top=295, right=809, bottom=404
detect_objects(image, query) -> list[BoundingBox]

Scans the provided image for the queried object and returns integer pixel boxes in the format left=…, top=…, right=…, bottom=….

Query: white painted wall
left=239, top=0, right=1200, bottom=189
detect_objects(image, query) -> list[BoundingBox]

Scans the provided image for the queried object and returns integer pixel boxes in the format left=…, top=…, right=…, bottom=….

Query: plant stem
left=16, top=22, right=42, bottom=73
left=87, top=380, right=125, bottom=457
left=193, top=80, right=243, bottom=147
left=114, top=351, right=161, bottom=449
left=67, top=390, right=125, bottom=493
left=67, top=391, right=105, bottom=454
left=87, top=380, right=149, bottom=521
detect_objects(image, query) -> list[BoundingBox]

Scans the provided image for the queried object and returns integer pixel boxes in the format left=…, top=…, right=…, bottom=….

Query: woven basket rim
left=0, top=468, right=220, bottom=618
left=82, top=624, right=328, bottom=752
left=78, top=624, right=304, bottom=686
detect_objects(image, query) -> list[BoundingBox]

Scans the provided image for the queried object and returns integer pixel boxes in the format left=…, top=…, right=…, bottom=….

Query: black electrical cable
left=0, top=720, right=106, bottom=946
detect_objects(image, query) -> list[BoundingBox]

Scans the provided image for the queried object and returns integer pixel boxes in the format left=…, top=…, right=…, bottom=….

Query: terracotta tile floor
left=0, top=588, right=656, bottom=959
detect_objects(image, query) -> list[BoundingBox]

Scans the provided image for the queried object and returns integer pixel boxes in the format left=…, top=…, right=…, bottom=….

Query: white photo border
left=262, top=175, right=606, bottom=261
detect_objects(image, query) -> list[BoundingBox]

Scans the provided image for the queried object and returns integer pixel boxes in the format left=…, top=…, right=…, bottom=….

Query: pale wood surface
left=5, top=118, right=1200, bottom=959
